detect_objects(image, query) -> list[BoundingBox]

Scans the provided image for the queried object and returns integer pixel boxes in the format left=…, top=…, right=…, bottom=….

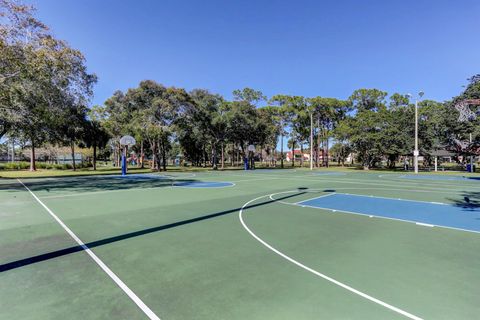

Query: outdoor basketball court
left=1, top=169, right=480, bottom=319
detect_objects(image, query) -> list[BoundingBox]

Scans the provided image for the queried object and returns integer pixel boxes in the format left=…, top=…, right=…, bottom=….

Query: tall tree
left=346, top=89, right=388, bottom=169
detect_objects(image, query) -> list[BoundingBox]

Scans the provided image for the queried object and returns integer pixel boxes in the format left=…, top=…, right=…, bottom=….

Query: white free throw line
left=17, top=179, right=160, bottom=320
left=239, top=191, right=424, bottom=320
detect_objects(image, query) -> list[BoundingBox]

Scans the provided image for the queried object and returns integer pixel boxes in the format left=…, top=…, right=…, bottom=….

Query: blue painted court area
left=298, top=193, right=480, bottom=233
left=173, top=181, right=234, bottom=188
left=399, top=174, right=480, bottom=181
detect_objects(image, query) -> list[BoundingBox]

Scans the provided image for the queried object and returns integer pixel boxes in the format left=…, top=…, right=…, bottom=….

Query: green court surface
left=1, top=170, right=480, bottom=319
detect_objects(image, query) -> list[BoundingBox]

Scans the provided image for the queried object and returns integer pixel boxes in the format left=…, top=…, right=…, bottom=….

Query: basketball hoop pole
left=120, top=135, right=136, bottom=176
left=121, top=146, right=127, bottom=176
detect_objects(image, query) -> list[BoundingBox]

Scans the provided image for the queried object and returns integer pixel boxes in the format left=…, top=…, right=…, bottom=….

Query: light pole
left=310, top=110, right=313, bottom=170
left=407, top=91, right=424, bottom=174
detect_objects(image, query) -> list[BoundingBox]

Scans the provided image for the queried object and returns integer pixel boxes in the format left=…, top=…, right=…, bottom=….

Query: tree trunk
left=161, top=140, right=167, bottom=171
left=71, top=141, right=76, bottom=171
left=30, top=139, right=36, bottom=171
left=325, top=133, right=329, bottom=168
left=93, top=144, right=97, bottom=170
left=291, top=140, right=295, bottom=168
left=316, top=117, right=321, bottom=167
left=212, top=142, right=217, bottom=170
left=221, top=142, right=224, bottom=169
left=117, top=143, right=121, bottom=167
left=203, top=144, right=206, bottom=168
left=300, top=144, right=304, bottom=167
left=149, top=140, right=157, bottom=170
left=280, top=134, right=284, bottom=168
left=140, top=140, right=144, bottom=168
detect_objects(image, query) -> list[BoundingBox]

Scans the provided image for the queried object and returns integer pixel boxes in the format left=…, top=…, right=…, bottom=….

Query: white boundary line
left=272, top=189, right=480, bottom=235
left=239, top=191, right=424, bottom=320
left=17, top=179, right=161, bottom=320
left=378, top=174, right=480, bottom=187
left=172, top=181, right=235, bottom=189
left=294, top=192, right=336, bottom=204
left=230, top=177, right=283, bottom=183
left=224, top=171, right=480, bottom=191
left=314, top=192, right=449, bottom=206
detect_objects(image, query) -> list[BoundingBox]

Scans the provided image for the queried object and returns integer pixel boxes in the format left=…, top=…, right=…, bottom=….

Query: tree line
left=1, top=0, right=479, bottom=171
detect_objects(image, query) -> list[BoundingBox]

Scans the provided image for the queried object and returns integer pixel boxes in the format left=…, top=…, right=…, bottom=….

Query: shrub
left=0, top=162, right=31, bottom=170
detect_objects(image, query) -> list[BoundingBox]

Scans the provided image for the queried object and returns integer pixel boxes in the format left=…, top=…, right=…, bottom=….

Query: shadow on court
left=0, top=175, right=197, bottom=194
left=449, top=191, right=480, bottom=211
left=0, top=191, right=307, bottom=273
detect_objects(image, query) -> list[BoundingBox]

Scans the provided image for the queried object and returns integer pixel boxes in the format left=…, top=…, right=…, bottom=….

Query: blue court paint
left=313, top=172, right=346, bottom=176
left=298, top=193, right=480, bottom=233
left=399, top=175, right=480, bottom=181
left=173, top=181, right=234, bottom=188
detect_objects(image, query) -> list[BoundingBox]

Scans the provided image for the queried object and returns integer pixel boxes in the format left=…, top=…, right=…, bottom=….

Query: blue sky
left=31, top=0, right=479, bottom=107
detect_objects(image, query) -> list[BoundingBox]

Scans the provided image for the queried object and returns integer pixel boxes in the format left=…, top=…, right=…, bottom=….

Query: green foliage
left=1, top=1, right=479, bottom=172
left=232, top=87, right=266, bottom=106
left=0, top=161, right=78, bottom=170
left=0, top=0, right=97, bottom=171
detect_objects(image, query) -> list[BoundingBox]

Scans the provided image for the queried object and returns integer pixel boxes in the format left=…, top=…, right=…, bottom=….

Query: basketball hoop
left=454, top=99, right=480, bottom=122
left=120, top=135, right=136, bottom=146
left=120, top=135, right=136, bottom=176
left=453, top=100, right=480, bottom=173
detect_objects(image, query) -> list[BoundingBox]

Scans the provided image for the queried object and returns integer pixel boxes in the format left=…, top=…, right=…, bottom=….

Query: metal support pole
left=310, top=112, right=313, bottom=170
left=414, top=99, right=419, bottom=174
left=434, top=156, right=437, bottom=172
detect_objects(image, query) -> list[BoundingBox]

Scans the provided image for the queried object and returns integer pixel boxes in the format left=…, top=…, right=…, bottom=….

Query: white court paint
left=17, top=179, right=161, bottom=320
left=300, top=192, right=449, bottom=206
left=225, top=171, right=480, bottom=192
left=293, top=192, right=336, bottom=204
left=270, top=189, right=480, bottom=235
left=416, top=222, right=434, bottom=228
left=239, top=191, right=424, bottom=320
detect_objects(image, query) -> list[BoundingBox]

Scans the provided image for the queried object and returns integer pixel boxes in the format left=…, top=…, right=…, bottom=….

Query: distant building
left=57, top=153, right=83, bottom=165
left=286, top=150, right=310, bottom=162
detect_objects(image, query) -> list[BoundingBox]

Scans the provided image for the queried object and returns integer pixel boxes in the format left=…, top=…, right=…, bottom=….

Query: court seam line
left=275, top=191, right=480, bottom=235
left=17, top=179, right=161, bottom=320
left=239, top=191, right=424, bottom=320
